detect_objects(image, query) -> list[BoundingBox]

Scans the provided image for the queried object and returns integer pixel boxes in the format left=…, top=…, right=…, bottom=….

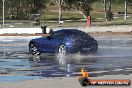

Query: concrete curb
left=84, top=25, right=132, bottom=33
left=0, top=28, right=42, bottom=34
left=0, top=25, right=132, bottom=34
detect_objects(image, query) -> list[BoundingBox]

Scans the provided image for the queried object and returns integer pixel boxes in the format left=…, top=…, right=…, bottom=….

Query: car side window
left=51, top=32, right=65, bottom=40
left=77, top=31, right=88, bottom=39
left=83, top=33, right=89, bottom=39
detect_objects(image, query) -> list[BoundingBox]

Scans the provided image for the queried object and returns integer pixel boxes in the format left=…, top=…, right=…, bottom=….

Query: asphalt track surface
left=0, top=33, right=132, bottom=82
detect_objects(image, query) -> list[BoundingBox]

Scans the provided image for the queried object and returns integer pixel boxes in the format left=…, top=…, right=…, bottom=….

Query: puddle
left=0, top=35, right=132, bottom=82
left=0, top=76, right=42, bottom=83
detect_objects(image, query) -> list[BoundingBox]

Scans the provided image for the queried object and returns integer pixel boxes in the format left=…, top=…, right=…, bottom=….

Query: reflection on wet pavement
left=0, top=35, right=132, bottom=82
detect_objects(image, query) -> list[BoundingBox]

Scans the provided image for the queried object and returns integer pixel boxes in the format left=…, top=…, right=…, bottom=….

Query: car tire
left=29, top=43, right=40, bottom=55
left=58, top=45, right=67, bottom=55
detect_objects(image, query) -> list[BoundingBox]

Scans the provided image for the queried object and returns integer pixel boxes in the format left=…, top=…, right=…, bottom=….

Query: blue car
left=29, top=29, right=98, bottom=55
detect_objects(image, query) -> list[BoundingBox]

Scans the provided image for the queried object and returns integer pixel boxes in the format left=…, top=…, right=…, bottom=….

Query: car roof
left=54, top=29, right=82, bottom=34
left=52, top=29, right=91, bottom=38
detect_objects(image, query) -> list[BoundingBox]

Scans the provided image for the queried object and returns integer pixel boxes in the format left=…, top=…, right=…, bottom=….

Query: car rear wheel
left=29, top=43, right=40, bottom=55
left=58, top=45, right=67, bottom=55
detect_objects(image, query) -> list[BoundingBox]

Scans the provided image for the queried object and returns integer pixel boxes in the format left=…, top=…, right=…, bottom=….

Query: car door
left=44, top=32, right=65, bottom=53
left=49, top=32, right=65, bottom=53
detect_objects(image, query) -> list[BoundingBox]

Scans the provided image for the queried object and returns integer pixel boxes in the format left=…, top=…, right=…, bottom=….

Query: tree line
left=0, top=0, right=48, bottom=20
left=0, top=0, right=125, bottom=20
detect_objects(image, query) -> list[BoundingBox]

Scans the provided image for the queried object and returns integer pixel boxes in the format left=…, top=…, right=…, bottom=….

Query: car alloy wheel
left=29, top=43, right=40, bottom=55
left=58, top=45, right=67, bottom=55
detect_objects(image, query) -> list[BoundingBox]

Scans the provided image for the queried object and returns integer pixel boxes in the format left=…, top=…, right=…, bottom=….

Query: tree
left=82, top=0, right=92, bottom=16
left=3, top=0, right=48, bottom=20
left=0, top=1, right=2, bottom=18
left=64, top=0, right=96, bottom=16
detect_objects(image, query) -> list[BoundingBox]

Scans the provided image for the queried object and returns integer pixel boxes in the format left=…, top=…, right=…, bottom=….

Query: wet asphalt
left=0, top=35, right=132, bottom=82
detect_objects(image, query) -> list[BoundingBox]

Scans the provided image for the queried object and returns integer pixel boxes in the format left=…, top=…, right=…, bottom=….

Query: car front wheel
left=29, top=43, right=40, bottom=55
left=58, top=45, right=67, bottom=55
